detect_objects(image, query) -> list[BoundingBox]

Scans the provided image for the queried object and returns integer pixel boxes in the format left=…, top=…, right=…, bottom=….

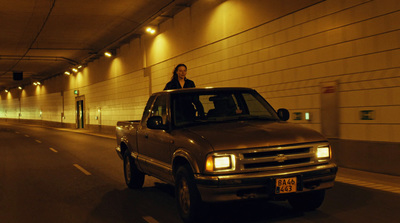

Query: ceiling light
left=72, top=68, right=78, bottom=73
left=64, top=71, right=71, bottom=75
left=33, top=81, right=41, bottom=86
left=77, top=65, right=83, bottom=69
left=18, top=86, right=22, bottom=90
left=146, top=27, right=156, bottom=34
left=104, top=49, right=116, bottom=58
left=5, top=89, right=8, bottom=93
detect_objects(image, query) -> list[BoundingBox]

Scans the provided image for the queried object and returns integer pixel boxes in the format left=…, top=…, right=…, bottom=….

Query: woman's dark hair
left=172, top=64, right=187, bottom=80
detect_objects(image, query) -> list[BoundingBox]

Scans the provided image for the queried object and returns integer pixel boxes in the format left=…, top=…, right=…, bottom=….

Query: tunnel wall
left=1, top=0, right=400, bottom=175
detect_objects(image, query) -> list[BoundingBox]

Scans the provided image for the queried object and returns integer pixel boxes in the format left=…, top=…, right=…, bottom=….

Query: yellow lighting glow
left=146, top=27, right=156, bottom=34
left=72, top=68, right=78, bottom=73
left=64, top=71, right=71, bottom=75
left=104, top=51, right=112, bottom=57
left=18, top=86, right=22, bottom=90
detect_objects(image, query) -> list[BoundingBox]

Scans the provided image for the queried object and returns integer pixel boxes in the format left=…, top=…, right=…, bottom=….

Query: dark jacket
left=164, top=78, right=195, bottom=90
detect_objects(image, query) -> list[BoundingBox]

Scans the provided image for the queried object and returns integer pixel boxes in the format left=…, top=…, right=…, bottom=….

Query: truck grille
left=237, top=144, right=320, bottom=171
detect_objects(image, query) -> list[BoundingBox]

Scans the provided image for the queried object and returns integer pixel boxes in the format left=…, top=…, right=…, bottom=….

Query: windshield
left=171, top=90, right=280, bottom=127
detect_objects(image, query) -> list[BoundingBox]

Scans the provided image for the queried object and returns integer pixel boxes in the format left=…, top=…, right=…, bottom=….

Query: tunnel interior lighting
left=146, top=27, right=156, bottom=34
left=18, top=86, right=23, bottom=90
left=104, top=50, right=115, bottom=57
left=64, top=71, right=71, bottom=75
left=33, top=81, right=41, bottom=86
left=72, top=68, right=78, bottom=73
left=5, top=89, right=8, bottom=93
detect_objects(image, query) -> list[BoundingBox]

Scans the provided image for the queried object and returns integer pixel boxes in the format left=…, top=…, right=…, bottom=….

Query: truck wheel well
left=173, top=157, right=192, bottom=176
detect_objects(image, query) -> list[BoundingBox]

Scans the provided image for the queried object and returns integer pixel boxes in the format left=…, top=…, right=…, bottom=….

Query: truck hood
left=186, top=120, right=326, bottom=151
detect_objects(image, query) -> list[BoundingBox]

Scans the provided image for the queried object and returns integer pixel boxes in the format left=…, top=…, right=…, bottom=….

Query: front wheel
left=175, top=166, right=204, bottom=223
left=288, top=190, right=325, bottom=211
left=123, top=150, right=145, bottom=189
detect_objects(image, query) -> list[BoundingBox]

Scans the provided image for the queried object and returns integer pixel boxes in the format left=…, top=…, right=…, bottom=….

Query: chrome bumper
left=195, top=163, right=337, bottom=202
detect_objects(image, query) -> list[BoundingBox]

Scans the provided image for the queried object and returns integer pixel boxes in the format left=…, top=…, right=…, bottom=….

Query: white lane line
left=143, top=216, right=159, bottom=223
left=73, top=164, right=92, bottom=176
left=336, top=176, right=400, bottom=194
left=24, top=134, right=30, bottom=137
left=35, top=139, right=42, bottom=143
left=49, top=147, right=58, bottom=153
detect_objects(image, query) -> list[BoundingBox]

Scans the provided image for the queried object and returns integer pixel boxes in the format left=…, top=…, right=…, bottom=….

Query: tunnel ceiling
left=0, top=0, right=196, bottom=90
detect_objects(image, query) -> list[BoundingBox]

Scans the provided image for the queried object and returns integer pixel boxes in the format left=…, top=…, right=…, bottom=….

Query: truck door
left=137, top=94, right=174, bottom=181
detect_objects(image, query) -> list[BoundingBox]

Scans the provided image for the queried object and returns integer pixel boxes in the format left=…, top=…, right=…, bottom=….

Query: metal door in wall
left=76, top=96, right=85, bottom=129
left=320, top=81, right=339, bottom=138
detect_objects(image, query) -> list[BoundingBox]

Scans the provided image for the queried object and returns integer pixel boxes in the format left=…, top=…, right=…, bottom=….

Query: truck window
left=149, top=95, right=167, bottom=125
left=141, top=95, right=156, bottom=123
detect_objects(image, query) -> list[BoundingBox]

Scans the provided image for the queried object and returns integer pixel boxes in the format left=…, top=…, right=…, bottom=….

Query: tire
left=123, top=150, right=145, bottom=189
left=175, top=165, right=204, bottom=223
left=288, top=190, right=325, bottom=211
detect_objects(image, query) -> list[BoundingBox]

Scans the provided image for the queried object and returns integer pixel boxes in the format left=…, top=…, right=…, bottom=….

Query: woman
left=164, top=64, right=195, bottom=90
left=164, top=64, right=204, bottom=118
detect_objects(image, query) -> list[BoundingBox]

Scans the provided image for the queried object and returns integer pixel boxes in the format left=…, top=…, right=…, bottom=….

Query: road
left=1, top=123, right=399, bottom=223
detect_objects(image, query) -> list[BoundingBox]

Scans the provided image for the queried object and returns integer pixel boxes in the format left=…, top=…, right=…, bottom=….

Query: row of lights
left=3, top=81, right=42, bottom=93
left=63, top=26, right=157, bottom=76
left=64, top=65, right=84, bottom=76
left=3, top=26, right=159, bottom=93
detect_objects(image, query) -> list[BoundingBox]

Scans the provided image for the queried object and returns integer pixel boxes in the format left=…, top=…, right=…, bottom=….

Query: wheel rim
left=179, top=177, right=190, bottom=214
left=125, top=156, right=131, bottom=182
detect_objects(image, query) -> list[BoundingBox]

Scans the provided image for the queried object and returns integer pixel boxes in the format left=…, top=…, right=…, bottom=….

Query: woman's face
left=177, top=66, right=187, bottom=80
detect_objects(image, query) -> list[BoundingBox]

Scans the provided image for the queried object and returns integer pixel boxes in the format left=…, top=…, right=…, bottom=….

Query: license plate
left=275, top=177, right=297, bottom=194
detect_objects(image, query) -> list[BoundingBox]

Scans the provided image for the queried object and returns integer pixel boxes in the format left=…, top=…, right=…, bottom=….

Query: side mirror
left=277, top=108, right=290, bottom=121
left=147, top=116, right=167, bottom=130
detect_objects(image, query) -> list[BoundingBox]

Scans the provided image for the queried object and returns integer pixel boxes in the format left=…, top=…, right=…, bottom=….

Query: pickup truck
left=115, top=87, right=337, bottom=223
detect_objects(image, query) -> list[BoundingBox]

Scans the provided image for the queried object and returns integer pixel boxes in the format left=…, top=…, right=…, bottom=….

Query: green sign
left=360, top=110, right=374, bottom=120
left=74, top=90, right=79, bottom=95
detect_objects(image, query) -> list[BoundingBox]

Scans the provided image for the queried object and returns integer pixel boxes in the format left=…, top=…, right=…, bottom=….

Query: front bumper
left=195, top=163, right=337, bottom=202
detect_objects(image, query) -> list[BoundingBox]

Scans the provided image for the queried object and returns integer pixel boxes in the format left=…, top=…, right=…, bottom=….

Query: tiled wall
left=1, top=0, right=399, bottom=143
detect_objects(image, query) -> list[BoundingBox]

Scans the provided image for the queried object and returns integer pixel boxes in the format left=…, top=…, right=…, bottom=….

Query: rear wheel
left=288, top=190, right=325, bottom=211
left=175, top=165, right=204, bottom=223
left=123, top=150, right=145, bottom=189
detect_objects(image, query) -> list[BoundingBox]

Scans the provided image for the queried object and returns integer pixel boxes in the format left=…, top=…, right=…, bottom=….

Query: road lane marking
left=35, top=139, right=42, bottom=143
left=25, top=134, right=30, bottom=137
left=336, top=176, right=400, bottom=195
left=143, top=216, right=159, bottom=223
left=73, top=164, right=92, bottom=176
left=49, top=147, right=58, bottom=153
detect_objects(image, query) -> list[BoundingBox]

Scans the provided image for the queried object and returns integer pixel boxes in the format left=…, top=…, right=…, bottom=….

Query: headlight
left=205, top=154, right=236, bottom=172
left=316, top=146, right=331, bottom=159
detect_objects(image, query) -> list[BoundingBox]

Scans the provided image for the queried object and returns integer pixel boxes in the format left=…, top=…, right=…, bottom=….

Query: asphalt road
left=1, top=123, right=399, bottom=223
